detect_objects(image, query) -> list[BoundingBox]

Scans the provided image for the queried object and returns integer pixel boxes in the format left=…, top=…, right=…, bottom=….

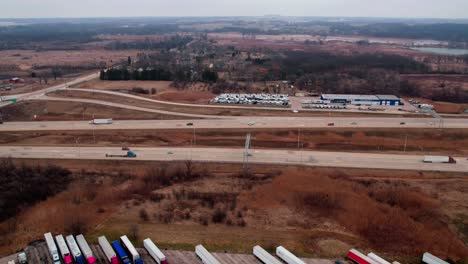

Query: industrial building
left=320, top=94, right=401, bottom=106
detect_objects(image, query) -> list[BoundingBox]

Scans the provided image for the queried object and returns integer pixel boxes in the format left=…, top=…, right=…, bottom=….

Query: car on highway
left=328, top=123, right=335, bottom=126
left=400, top=122, right=406, bottom=125
left=292, top=110, right=299, bottom=113
left=167, top=151, right=174, bottom=155
left=248, top=121, right=256, bottom=126
left=186, top=122, right=193, bottom=126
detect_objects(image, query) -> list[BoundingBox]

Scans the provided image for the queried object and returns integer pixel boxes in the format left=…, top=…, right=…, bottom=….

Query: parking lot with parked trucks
left=2, top=232, right=450, bottom=264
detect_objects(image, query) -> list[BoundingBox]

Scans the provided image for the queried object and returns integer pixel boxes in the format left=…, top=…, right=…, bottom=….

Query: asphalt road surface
left=0, top=116, right=465, bottom=132
left=1, top=146, right=467, bottom=172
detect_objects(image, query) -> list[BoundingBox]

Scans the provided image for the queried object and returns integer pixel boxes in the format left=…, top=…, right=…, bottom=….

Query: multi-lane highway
left=0, top=116, right=466, bottom=132
left=1, top=146, right=467, bottom=172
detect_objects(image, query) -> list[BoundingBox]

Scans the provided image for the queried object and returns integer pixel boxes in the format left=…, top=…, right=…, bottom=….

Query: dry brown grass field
left=0, top=160, right=466, bottom=262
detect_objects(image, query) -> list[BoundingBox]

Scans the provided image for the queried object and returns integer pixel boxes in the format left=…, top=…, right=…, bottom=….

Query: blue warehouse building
left=320, top=94, right=401, bottom=106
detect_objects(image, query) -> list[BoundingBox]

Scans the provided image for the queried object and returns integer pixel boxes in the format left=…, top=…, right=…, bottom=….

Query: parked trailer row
left=347, top=249, right=377, bottom=264
left=213, top=93, right=289, bottom=106
left=66, top=235, right=86, bottom=264
left=302, top=104, right=346, bottom=109
left=55, top=235, right=73, bottom=264
left=195, top=244, right=221, bottom=264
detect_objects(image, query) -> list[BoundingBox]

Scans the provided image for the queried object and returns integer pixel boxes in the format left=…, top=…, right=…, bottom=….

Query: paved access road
left=0, top=72, right=99, bottom=107
left=0, top=116, right=465, bottom=132
left=1, top=146, right=466, bottom=172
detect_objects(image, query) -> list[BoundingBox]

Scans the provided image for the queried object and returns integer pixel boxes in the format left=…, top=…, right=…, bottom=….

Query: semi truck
left=44, top=232, right=61, bottom=264
left=422, top=252, right=449, bottom=264
left=253, top=246, right=282, bottom=264
left=98, top=236, right=119, bottom=264
left=347, top=249, right=377, bottom=264
left=55, top=235, right=73, bottom=264
left=111, top=241, right=132, bottom=264
left=76, top=234, right=96, bottom=264
left=143, top=238, right=168, bottom=264
left=367, top=253, right=391, bottom=264
left=276, top=246, right=305, bottom=264
left=195, top=245, right=221, bottom=264
left=120, top=235, right=144, bottom=264
left=65, top=235, right=85, bottom=264
left=106, top=151, right=137, bottom=158
left=90, top=118, right=113, bottom=125
left=423, top=156, right=456, bottom=164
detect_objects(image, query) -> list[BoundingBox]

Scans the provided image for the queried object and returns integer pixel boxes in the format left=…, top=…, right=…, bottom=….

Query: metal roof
left=376, top=95, right=400, bottom=100
left=321, top=94, right=379, bottom=101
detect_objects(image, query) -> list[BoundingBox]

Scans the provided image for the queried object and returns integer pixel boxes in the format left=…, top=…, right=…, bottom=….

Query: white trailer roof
left=423, top=252, right=449, bottom=264
left=76, top=235, right=93, bottom=259
left=143, top=238, right=166, bottom=262
left=276, top=246, right=306, bottom=264
left=120, top=235, right=140, bottom=259
left=423, top=156, right=450, bottom=163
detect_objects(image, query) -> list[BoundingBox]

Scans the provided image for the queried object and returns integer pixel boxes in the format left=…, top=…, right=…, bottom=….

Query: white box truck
left=76, top=234, right=96, bottom=264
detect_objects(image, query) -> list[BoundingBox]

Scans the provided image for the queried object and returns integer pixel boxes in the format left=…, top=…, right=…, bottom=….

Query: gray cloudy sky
left=2, top=0, right=468, bottom=19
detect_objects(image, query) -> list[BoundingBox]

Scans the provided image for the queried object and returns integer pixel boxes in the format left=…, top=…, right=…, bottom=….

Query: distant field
left=0, top=49, right=139, bottom=78
left=0, top=100, right=186, bottom=121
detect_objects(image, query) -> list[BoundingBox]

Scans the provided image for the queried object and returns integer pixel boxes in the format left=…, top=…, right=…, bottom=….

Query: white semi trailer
left=55, top=234, right=73, bottom=264
left=65, top=235, right=85, bottom=264
left=90, top=118, right=113, bottom=125
left=422, top=252, right=449, bottom=264
left=76, top=234, right=96, bottom=264
left=44, top=232, right=61, bottom=264
left=143, top=238, right=168, bottom=264
left=276, top=246, right=305, bottom=264
left=253, top=246, right=282, bottom=264
left=368, top=253, right=391, bottom=264
left=98, top=236, right=119, bottom=264
left=195, top=245, right=220, bottom=264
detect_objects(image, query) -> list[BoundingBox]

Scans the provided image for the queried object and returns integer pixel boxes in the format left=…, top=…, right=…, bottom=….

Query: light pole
left=74, top=137, right=80, bottom=158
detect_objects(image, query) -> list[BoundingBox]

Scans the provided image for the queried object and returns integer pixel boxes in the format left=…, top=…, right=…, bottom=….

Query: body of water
left=410, top=47, right=468, bottom=55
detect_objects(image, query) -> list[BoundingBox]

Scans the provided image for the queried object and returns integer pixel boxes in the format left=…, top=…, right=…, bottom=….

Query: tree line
left=100, top=68, right=218, bottom=83
left=105, top=35, right=194, bottom=51
left=0, top=159, right=71, bottom=221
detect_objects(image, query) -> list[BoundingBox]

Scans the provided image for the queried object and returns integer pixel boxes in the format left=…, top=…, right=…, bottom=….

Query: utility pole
left=297, top=128, right=301, bottom=149
left=403, top=135, right=407, bottom=152
left=243, top=133, right=251, bottom=170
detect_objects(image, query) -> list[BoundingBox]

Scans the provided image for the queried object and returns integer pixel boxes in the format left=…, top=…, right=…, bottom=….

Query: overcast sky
left=2, top=0, right=468, bottom=19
